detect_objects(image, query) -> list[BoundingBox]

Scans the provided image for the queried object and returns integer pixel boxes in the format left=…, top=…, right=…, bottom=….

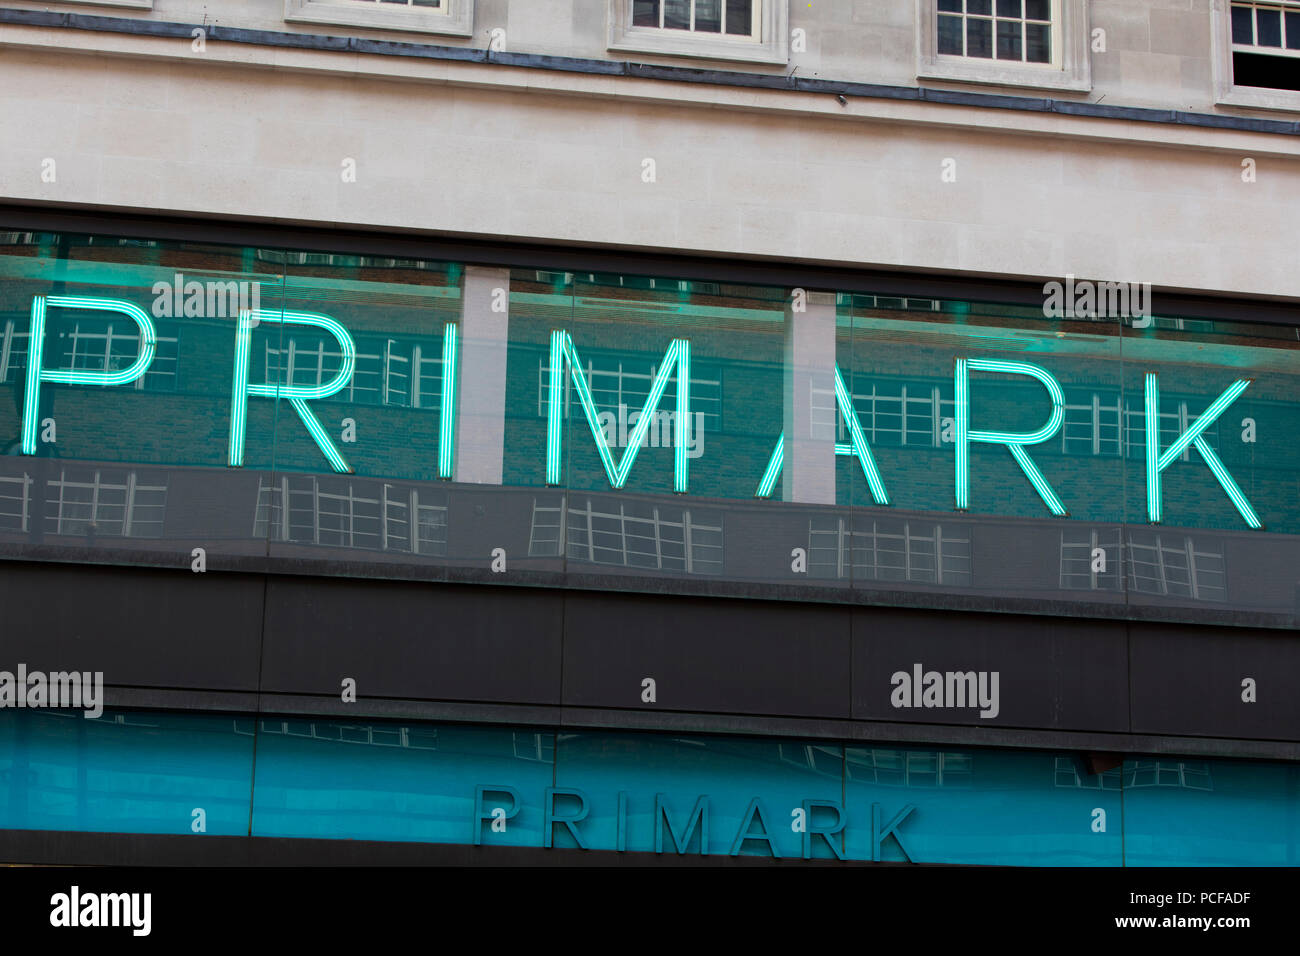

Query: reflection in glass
left=4, top=709, right=1299, bottom=865
left=0, top=229, right=1293, bottom=627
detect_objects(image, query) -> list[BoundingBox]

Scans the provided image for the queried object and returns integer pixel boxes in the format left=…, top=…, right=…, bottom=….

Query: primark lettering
left=18, top=295, right=1264, bottom=529
left=473, top=785, right=917, bottom=860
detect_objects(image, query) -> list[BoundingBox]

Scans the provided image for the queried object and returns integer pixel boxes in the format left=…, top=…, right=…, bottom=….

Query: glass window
left=0, top=228, right=1294, bottom=628
left=1229, top=1, right=1300, bottom=87
left=0, top=710, right=254, bottom=836
left=629, top=0, right=758, bottom=37
left=4, top=709, right=1300, bottom=865
left=284, top=0, right=471, bottom=37
left=937, top=0, right=1052, bottom=63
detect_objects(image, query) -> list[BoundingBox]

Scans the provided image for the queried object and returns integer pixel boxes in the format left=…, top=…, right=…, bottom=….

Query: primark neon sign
left=18, top=294, right=1263, bottom=529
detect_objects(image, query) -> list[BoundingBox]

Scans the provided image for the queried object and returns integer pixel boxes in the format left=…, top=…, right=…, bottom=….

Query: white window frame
left=47, top=469, right=168, bottom=539
left=608, top=0, right=789, bottom=65
left=809, top=517, right=972, bottom=585
left=1059, top=528, right=1122, bottom=591
left=1212, top=0, right=1300, bottom=111
left=529, top=496, right=723, bottom=574
left=284, top=0, right=474, bottom=38
left=917, top=0, right=1091, bottom=93
left=253, top=475, right=448, bottom=556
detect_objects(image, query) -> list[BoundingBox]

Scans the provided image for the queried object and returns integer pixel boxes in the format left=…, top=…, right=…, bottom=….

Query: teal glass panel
left=262, top=252, right=464, bottom=570
left=500, top=267, right=571, bottom=575
left=4, top=708, right=1300, bottom=867
left=513, top=271, right=793, bottom=589
left=502, top=265, right=568, bottom=492
left=0, top=234, right=286, bottom=472
left=1122, top=757, right=1300, bottom=866
left=1120, top=316, right=1300, bottom=620
left=0, top=708, right=253, bottom=836
left=0, top=227, right=1293, bottom=628
left=845, top=294, right=1127, bottom=611
left=843, top=745, right=1123, bottom=865
left=268, top=252, right=460, bottom=479
left=553, top=731, right=844, bottom=857
left=250, top=718, right=552, bottom=847
left=0, top=232, right=284, bottom=563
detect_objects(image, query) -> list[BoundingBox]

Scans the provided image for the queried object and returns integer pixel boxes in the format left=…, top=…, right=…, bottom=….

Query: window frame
left=283, top=0, right=474, bottom=38
left=608, top=0, right=790, bottom=65
left=1213, top=0, right=1300, bottom=111
left=917, top=0, right=1092, bottom=93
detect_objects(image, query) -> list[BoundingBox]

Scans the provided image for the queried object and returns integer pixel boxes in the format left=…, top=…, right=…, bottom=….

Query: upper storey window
left=633, top=0, right=760, bottom=39
left=918, top=0, right=1091, bottom=92
left=936, top=0, right=1054, bottom=64
left=608, top=0, right=789, bottom=64
left=1214, top=1, right=1300, bottom=109
left=283, top=0, right=474, bottom=37
left=1230, top=2, right=1300, bottom=89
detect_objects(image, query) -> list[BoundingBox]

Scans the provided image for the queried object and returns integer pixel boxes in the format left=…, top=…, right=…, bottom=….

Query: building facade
left=0, top=0, right=1298, bottom=865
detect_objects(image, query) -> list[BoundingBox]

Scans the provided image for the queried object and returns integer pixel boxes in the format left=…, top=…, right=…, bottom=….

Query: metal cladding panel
left=259, top=576, right=565, bottom=705
left=851, top=607, right=1130, bottom=733
left=5, top=560, right=1300, bottom=753
left=0, top=562, right=264, bottom=691
left=560, top=591, right=852, bottom=719
left=1129, top=622, right=1300, bottom=742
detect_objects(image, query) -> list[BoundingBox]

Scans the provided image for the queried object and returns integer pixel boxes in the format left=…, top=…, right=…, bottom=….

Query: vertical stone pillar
left=454, top=266, right=511, bottom=484
left=782, top=289, right=837, bottom=504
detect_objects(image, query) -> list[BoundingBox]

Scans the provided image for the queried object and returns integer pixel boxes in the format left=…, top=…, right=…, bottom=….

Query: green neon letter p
left=22, top=295, right=157, bottom=454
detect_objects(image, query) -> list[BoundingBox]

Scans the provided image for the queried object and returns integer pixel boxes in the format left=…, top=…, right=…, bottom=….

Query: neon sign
left=14, top=296, right=1265, bottom=529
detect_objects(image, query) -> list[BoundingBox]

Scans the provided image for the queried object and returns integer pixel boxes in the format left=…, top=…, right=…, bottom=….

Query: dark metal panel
left=12, top=560, right=1300, bottom=755
left=560, top=592, right=852, bottom=718
left=851, top=607, right=1129, bottom=732
left=258, top=576, right=564, bottom=705
left=0, top=562, right=263, bottom=690
left=1129, top=622, right=1300, bottom=742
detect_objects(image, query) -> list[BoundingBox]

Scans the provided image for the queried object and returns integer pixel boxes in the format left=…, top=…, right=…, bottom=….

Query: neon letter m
left=545, top=330, right=691, bottom=492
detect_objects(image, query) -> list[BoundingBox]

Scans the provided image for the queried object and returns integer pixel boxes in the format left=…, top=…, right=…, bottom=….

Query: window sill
left=54, top=0, right=152, bottom=8
left=608, top=31, right=788, bottom=66
left=283, top=0, right=473, bottom=38
left=1217, top=85, right=1300, bottom=113
left=918, top=60, right=1091, bottom=94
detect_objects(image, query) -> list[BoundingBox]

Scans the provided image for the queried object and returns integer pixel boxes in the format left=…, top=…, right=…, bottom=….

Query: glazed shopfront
left=0, top=217, right=1297, bottom=865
